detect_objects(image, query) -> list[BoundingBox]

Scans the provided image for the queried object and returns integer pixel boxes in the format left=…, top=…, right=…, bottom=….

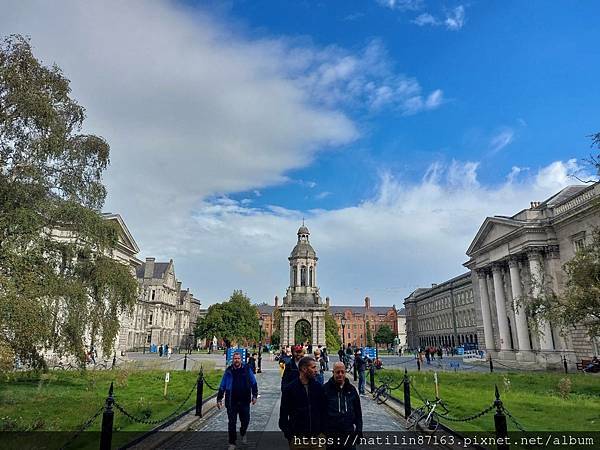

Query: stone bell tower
left=279, top=223, right=327, bottom=347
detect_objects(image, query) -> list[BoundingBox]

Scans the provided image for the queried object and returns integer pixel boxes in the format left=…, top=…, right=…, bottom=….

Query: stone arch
left=294, top=318, right=312, bottom=345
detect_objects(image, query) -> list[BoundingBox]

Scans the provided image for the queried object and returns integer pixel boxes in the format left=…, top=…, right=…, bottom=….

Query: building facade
left=465, top=183, right=600, bottom=364
left=396, top=308, right=407, bottom=350
left=404, top=273, right=477, bottom=350
left=279, top=225, right=327, bottom=347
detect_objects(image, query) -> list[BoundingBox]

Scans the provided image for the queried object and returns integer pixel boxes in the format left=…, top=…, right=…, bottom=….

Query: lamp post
left=258, top=317, right=264, bottom=373
left=341, top=317, right=347, bottom=348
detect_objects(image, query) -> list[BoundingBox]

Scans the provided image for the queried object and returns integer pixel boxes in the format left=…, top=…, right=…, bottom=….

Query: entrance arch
left=295, top=319, right=312, bottom=345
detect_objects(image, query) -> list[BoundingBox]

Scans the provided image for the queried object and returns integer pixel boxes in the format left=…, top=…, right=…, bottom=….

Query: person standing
left=314, top=349, right=326, bottom=384
left=279, top=356, right=326, bottom=446
left=217, top=352, right=258, bottom=450
left=281, top=345, right=304, bottom=391
left=338, top=346, right=345, bottom=362
left=158, top=344, right=163, bottom=357
left=323, top=362, right=363, bottom=449
left=248, top=353, right=257, bottom=374
left=353, top=350, right=367, bottom=395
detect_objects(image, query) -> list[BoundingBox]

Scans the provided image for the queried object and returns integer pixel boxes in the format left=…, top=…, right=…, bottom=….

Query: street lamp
left=258, top=317, right=264, bottom=373
left=341, top=317, right=347, bottom=348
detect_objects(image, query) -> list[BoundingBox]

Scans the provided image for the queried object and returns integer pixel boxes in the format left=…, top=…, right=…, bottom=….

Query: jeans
left=358, top=370, right=366, bottom=394
left=226, top=401, right=250, bottom=444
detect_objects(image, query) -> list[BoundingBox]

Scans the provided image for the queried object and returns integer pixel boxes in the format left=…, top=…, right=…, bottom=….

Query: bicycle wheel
left=421, top=412, right=440, bottom=434
left=372, top=385, right=385, bottom=400
left=375, top=386, right=390, bottom=404
left=406, top=406, right=426, bottom=429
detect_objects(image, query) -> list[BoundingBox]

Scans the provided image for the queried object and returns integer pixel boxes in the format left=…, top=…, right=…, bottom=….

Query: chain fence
left=201, top=374, right=220, bottom=391
left=59, top=405, right=104, bottom=450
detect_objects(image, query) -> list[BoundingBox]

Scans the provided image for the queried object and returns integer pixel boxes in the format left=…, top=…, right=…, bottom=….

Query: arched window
left=301, top=266, right=307, bottom=286
left=293, top=267, right=297, bottom=286
left=309, top=267, right=313, bottom=286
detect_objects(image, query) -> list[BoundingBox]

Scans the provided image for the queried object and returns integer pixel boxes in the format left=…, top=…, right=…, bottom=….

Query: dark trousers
left=226, top=401, right=250, bottom=444
left=358, top=370, right=365, bottom=394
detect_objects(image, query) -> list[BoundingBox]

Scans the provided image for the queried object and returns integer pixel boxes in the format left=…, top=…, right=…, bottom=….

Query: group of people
left=157, top=343, right=172, bottom=358
left=217, top=345, right=363, bottom=450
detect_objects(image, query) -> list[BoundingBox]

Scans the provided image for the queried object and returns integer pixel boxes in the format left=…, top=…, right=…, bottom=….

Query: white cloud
left=376, top=0, right=424, bottom=11
left=489, top=129, right=515, bottom=154
left=411, top=5, right=466, bottom=31
left=170, top=159, right=592, bottom=306
left=445, top=6, right=466, bottom=30
left=315, top=191, right=332, bottom=200
left=412, top=13, right=440, bottom=27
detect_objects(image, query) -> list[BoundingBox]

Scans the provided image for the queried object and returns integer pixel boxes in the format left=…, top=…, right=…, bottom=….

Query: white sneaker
left=241, top=434, right=248, bottom=444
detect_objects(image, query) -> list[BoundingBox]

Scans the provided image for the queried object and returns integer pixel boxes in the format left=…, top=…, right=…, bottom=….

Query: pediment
left=103, top=213, right=140, bottom=255
left=466, top=217, right=523, bottom=255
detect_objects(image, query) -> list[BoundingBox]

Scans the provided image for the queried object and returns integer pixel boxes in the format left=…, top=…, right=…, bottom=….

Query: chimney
left=364, top=296, right=371, bottom=309
left=530, top=201, right=540, bottom=208
left=432, top=283, right=437, bottom=288
left=176, top=280, right=182, bottom=292
left=274, top=295, right=279, bottom=307
left=144, top=257, right=155, bottom=278
left=326, top=296, right=330, bottom=308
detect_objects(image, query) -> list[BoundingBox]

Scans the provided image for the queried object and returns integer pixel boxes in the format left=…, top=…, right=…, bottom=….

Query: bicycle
left=371, top=376, right=394, bottom=404
left=342, top=355, right=354, bottom=373
left=406, top=397, right=448, bottom=433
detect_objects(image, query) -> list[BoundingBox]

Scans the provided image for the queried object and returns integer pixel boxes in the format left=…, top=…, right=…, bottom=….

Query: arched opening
left=293, top=266, right=297, bottom=286
left=301, top=266, right=307, bottom=286
left=309, top=267, right=313, bottom=286
left=294, top=319, right=311, bottom=345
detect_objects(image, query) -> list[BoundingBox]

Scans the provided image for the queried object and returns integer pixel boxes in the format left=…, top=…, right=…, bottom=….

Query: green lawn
left=376, top=370, right=600, bottom=432
left=0, top=367, right=222, bottom=448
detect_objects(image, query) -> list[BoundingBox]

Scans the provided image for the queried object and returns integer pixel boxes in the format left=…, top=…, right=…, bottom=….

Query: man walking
left=281, top=344, right=304, bottom=391
left=323, top=362, right=363, bottom=449
left=353, top=350, right=367, bottom=395
left=279, top=356, right=326, bottom=446
left=217, top=352, right=258, bottom=450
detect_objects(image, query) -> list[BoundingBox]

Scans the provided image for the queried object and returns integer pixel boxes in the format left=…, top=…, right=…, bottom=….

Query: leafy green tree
left=270, top=308, right=281, bottom=347
left=366, top=321, right=374, bottom=347
left=325, top=312, right=341, bottom=350
left=295, top=320, right=311, bottom=344
left=0, top=35, right=138, bottom=369
left=524, top=228, right=600, bottom=341
left=195, top=291, right=259, bottom=346
left=374, top=325, right=395, bottom=348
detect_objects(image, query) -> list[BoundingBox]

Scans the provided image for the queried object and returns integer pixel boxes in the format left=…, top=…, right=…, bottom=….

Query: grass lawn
left=0, top=366, right=222, bottom=448
left=376, top=369, right=600, bottom=432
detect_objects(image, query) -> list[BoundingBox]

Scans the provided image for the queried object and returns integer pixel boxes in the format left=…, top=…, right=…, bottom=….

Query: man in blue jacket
left=279, top=355, right=326, bottom=443
left=217, top=352, right=258, bottom=450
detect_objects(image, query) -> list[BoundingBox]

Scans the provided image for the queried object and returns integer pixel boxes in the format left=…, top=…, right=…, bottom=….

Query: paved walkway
left=162, top=362, right=407, bottom=449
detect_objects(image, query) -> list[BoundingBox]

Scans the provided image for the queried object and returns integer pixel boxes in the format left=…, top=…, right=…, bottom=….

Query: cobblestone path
left=163, top=365, right=407, bottom=449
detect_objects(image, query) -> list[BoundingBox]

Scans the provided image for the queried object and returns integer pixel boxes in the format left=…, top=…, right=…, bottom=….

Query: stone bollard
left=489, top=355, right=494, bottom=373
left=184, top=354, right=188, bottom=371
left=403, top=368, right=411, bottom=419
left=100, top=382, right=114, bottom=450
left=493, top=385, right=509, bottom=450
left=195, top=366, right=204, bottom=417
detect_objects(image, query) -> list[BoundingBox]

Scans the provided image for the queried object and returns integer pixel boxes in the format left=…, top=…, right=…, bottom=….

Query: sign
left=164, top=371, right=170, bottom=397
left=457, top=347, right=465, bottom=356
left=363, top=347, right=377, bottom=360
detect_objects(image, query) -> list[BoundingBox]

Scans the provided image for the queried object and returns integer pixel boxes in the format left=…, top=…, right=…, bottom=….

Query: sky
left=2, top=0, right=599, bottom=308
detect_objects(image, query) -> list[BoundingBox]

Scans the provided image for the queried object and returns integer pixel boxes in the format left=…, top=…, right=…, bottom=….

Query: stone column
left=491, top=264, right=511, bottom=351
left=476, top=269, right=495, bottom=351
left=508, top=257, right=531, bottom=351
left=527, top=249, right=554, bottom=351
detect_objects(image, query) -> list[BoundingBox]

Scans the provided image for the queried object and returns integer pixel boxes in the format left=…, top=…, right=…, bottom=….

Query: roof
left=298, top=225, right=310, bottom=235
left=257, top=304, right=275, bottom=314
left=329, top=305, right=395, bottom=315
left=290, top=242, right=316, bottom=258
left=537, top=185, right=589, bottom=209
left=136, top=261, right=170, bottom=279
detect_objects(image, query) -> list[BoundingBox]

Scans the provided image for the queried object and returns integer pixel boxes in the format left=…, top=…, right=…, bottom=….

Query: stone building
left=279, top=224, right=327, bottom=347
left=465, top=183, right=600, bottom=364
left=128, top=258, right=193, bottom=349
left=404, top=273, right=477, bottom=350
left=396, top=308, right=407, bottom=350
left=329, top=297, right=399, bottom=348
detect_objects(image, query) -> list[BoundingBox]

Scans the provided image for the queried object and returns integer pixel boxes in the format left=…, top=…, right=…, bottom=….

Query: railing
left=553, top=184, right=599, bottom=216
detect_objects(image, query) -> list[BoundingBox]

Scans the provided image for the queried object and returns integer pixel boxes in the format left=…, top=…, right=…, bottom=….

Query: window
left=148, top=313, right=153, bottom=325
left=572, top=231, right=586, bottom=253
left=301, top=266, right=307, bottom=286
left=151, top=289, right=156, bottom=300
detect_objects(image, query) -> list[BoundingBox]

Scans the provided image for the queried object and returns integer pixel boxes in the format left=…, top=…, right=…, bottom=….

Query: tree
left=325, top=312, right=341, bottom=350
left=0, top=35, right=138, bottom=369
left=524, top=228, right=600, bottom=341
left=374, top=325, right=395, bottom=348
left=194, top=291, right=259, bottom=346
left=270, top=308, right=281, bottom=347
left=366, top=320, right=374, bottom=347
left=295, top=320, right=311, bottom=344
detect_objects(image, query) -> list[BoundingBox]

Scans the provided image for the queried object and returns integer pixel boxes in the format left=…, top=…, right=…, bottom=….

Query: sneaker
left=228, top=445, right=236, bottom=450
left=241, top=435, right=247, bottom=444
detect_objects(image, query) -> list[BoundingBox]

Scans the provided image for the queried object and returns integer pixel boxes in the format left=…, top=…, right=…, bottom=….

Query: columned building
left=404, top=273, right=477, bottom=350
left=279, top=224, right=327, bottom=347
left=465, top=183, right=600, bottom=365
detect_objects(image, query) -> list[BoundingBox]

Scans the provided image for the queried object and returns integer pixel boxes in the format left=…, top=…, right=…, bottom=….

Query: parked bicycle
left=371, top=376, right=395, bottom=404
left=407, top=397, right=448, bottom=433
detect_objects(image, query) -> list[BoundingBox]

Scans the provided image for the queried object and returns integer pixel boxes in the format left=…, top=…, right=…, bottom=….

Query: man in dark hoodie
left=279, top=355, right=326, bottom=445
left=217, top=352, right=258, bottom=450
left=323, top=361, right=363, bottom=449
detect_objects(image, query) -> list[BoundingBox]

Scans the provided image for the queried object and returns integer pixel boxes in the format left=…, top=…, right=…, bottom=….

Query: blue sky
left=3, top=0, right=598, bottom=307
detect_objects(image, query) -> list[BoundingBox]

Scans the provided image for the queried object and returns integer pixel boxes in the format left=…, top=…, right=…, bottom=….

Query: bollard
left=403, top=368, right=411, bottom=419
left=493, top=385, right=509, bottom=450
left=258, top=352, right=262, bottom=373
left=369, top=364, right=375, bottom=392
left=184, top=354, right=188, bottom=371
left=489, top=356, right=494, bottom=373
left=195, top=366, right=204, bottom=417
left=143, top=345, right=146, bottom=354
left=563, top=356, right=568, bottom=374
left=112, top=354, right=116, bottom=370
left=417, top=359, right=421, bottom=372
left=100, top=382, right=114, bottom=450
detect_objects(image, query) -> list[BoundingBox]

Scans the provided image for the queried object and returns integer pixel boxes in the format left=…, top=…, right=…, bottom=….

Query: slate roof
left=537, top=185, right=590, bottom=209
left=329, top=305, right=395, bottom=315
left=257, top=304, right=275, bottom=314
left=136, top=262, right=170, bottom=279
